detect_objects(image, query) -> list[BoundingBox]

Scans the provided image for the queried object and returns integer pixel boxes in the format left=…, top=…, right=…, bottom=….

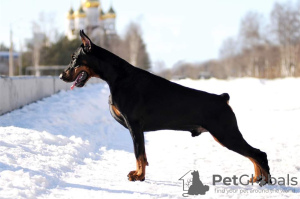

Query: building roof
left=100, top=9, right=105, bottom=16
left=108, top=6, right=115, bottom=14
left=83, top=0, right=100, bottom=8
left=74, top=6, right=86, bottom=18
left=67, top=8, right=75, bottom=19
left=101, top=6, right=116, bottom=19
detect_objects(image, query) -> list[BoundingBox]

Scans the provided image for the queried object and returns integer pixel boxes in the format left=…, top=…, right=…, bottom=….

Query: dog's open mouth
left=70, top=71, right=89, bottom=90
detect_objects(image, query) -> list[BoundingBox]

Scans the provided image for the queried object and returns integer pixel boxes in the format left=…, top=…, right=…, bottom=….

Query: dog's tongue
left=70, top=83, right=75, bottom=90
left=70, top=73, right=81, bottom=90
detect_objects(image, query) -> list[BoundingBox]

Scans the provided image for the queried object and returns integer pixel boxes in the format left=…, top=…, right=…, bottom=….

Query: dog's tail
left=220, top=93, right=230, bottom=103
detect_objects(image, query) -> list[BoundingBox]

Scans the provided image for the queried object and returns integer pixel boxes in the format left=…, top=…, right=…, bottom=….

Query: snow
left=0, top=78, right=299, bottom=198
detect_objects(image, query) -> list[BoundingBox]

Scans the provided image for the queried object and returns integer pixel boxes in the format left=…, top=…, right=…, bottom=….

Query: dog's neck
left=91, top=45, right=135, bottom=89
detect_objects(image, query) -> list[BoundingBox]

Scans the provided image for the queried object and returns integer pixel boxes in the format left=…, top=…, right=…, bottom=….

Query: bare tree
left=125, top=23, right=141, bottom=66
left=124, top=22, right=150, bottom=70
left=271, top=2, right=300, bottom=76
left=238, top=11, right=265, bottom=77
left=219, top=37, right=238, bottom=77
left=239, top=12, right=263, bottom=49
left=32, top=22, right=44, bottom=76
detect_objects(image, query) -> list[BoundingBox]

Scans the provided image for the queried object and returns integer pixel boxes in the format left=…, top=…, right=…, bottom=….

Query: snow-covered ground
left=0, top=78, right=299, bottom=199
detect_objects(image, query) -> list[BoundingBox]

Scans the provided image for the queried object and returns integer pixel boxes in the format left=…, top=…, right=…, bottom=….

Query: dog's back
left=112, top=66, right=230, bottom=131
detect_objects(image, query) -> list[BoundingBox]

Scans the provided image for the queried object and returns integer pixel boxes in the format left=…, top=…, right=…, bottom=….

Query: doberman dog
left=60, top=30, right=271, bottom=183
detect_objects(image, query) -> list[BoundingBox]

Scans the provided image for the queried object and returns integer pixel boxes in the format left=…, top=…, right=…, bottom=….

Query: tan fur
left=64, top=65, right=100, bottom=83
left=213, top=136, right=225, bottom=147
left=112, top=105, right=121, bottom=117
left=248, top=157, right=269, bottom=183
left=128, top=154, right=148, bottom=181
left=73, top=65, right=99, bottom=78
left=227, top=101, right=233, bottom=111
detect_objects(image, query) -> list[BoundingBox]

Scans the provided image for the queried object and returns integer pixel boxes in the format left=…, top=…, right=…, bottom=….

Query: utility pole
left=19, top=42, right=23, bottom=76
left=9, top=27, right=14, bottom=76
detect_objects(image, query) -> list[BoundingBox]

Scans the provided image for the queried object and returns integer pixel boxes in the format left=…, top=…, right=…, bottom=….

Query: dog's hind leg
left=209, top=110, right=271, bottom=185
left=126, top=121, right=148, bottom=181
left=211, top=127, right=271, bottom=184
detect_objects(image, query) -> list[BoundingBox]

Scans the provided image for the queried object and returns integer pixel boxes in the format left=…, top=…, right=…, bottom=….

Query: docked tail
left=220, top=93, right=230, bottom=103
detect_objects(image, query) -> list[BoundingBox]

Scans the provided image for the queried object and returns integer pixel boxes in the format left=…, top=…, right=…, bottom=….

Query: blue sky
left=0, top=0, right=292, bottom=68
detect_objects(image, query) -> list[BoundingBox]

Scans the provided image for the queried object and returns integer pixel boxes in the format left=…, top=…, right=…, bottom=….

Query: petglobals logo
left=212, top=174, right=298, bottom=187
left=178, top=170, right=299, bottom=197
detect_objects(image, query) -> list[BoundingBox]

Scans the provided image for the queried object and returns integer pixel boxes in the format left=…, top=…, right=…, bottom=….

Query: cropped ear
left=80, top=30, right=92, bottom=53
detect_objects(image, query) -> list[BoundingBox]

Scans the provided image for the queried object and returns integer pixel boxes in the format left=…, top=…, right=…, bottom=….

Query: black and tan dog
left=60, top=30, right=271, bottom=183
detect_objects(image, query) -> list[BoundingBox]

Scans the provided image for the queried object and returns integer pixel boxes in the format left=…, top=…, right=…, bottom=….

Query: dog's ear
left=80, top=30, right=92, bottom=53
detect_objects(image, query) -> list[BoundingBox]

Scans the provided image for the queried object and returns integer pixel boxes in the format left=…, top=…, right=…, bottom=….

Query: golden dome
left=67, top=8, right=75, bottom=19
left=74, top=6, right=86, bottom=18
left=83, top=0, right=100, bottom=8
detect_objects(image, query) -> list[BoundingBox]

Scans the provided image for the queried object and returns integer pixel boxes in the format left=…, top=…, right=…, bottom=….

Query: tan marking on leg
left=248, top=157, right=269, bottom=183
left=144, top=152, right=149, bottom=166
left=128, top=154, right=148, bottom=181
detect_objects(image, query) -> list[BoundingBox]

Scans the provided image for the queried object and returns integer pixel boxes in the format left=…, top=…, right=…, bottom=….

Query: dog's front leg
left=127, top=121, right=148, bottom=181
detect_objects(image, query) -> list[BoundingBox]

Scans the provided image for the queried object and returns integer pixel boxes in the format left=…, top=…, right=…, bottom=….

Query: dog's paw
left=249, top=176, right=261, bottom=183
left=127, top=170, right=137, bottom=177
left=127, top=170, right=145, bottom=181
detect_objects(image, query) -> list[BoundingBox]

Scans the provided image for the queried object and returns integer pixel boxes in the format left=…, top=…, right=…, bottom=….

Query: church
left=66, top=0, right=116, bottom=43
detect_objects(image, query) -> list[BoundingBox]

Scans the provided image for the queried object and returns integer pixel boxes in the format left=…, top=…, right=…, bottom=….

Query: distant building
left=66, top=0, right=116, bottom=43
left=0, top=52, right=19, bottom=76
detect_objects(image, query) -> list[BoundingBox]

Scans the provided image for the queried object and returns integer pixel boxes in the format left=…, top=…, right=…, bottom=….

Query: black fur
left=60, top=30, right=271, bottom=182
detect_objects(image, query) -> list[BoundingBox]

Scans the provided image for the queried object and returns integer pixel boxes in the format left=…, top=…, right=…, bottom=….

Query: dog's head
left=59, top=30, right=99, bottom=89
left=191, top=170, right=199, bottom=178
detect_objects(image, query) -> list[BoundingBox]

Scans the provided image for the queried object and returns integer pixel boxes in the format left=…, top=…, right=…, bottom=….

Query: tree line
left=159, top=1, right=300, bottom=80
left=21, top=21, right=150, bottom=75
